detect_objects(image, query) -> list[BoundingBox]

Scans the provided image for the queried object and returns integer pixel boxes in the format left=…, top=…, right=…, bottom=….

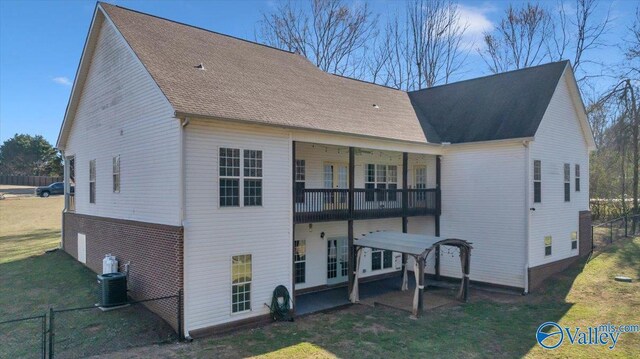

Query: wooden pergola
left=349, top=232, right=473, bottom=317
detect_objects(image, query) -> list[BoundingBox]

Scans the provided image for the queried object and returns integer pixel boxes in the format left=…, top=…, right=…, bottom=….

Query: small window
left=294, top=239, right=306, bottom=284
left=89, top=159, right=96, bottom=204
left=372, top=249, right=393, bottom=271
left=231, top=254, right=252, bottom=313
left=575, top=164, right=580, bottom=192
left=544, top=236, right=552, bottom=256
left=295, top=160, right=305, bottom=204
left=533, top=160, right=541, bottom=203
left=564, top=163, right=570, bottom=202
left=112, top=155, right=120, bottom=193
left=571, top=231, right=578, bottom=250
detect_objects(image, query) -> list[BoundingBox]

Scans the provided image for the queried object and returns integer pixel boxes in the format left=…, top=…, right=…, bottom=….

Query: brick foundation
left=62, top=212, right=183, bottom=330
left=579, top=210, right=592, bottom=257
left=528, top=255, right=579, bottom=291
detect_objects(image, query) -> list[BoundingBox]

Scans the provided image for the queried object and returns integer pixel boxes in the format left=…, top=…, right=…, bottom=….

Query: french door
left=323, top=162, right=348, bottom=208
left=327, top=237, right=348, bottom=285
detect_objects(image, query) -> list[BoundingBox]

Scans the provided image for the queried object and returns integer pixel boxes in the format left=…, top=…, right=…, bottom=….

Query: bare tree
left=480, top=3, right=552, bottom=73
left=481, top=0, right=610, bottom=78
left=258, top=0, right=378, bottom=77
left=625, top=7, right=640, bottom=78
left=408, top=0, right=469, bottom=89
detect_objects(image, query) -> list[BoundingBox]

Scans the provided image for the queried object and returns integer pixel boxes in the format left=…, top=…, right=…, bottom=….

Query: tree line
left=258, top=0, right=639, bottom=221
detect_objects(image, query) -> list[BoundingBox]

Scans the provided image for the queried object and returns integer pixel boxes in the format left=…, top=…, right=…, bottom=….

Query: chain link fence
left=0, top=315, right=46, bottom=359
left=0, top=292, right=182, bottom=358
left=591, top=214, right=640, bottom=253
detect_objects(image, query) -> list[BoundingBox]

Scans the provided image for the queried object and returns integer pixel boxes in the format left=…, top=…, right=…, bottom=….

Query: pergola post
left=417, top=256, right=425, bottom=316
left=435, top=245, right=441, bottom=281
left=463, top=247, right=470, bottom=302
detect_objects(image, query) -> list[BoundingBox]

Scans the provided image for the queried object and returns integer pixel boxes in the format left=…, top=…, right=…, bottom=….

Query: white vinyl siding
left=529, top=71, right=589, bottom=266
left=63, top=18, right=180, bottom=225
left=440, top=142, right=527, bottom=288
left=184, top=119, right=291, bottom=332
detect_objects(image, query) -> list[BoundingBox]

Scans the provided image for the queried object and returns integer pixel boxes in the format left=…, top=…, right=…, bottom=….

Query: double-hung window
left=533, top=160, right=541, bottom=203
left=231, top=254, right=252, bottom=313
left=371, top=249, right=393, bottom=271
left=365, top=164, right=398, bottom=202
left=571, top=231, right=578, bottom=250
left=89, top=159, right=96, bottom=204
left=564, top=163, right=571, bottom=202
left=575, top=164, right=580, bottom=192
left=112, top=155, right=120, bottom=193
left=219, top=148, right=262, bottom=207
left=544, top=236, right=552, bottom=256
left=295, top=160, right=305, bottom=204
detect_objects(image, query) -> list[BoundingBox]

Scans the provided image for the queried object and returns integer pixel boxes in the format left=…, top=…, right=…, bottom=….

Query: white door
left=77, top=233, right=86, bottom=264
left=323, top=163, right=348, bottom=208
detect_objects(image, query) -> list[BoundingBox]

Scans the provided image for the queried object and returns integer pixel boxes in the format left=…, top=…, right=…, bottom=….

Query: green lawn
left=1, top=196, right=638, bottom=358
left=0, top=197, right=176, bottom=358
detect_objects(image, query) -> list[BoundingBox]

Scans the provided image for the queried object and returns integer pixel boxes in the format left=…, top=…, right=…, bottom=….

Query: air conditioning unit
left=97, top=272, right=127, bottom=308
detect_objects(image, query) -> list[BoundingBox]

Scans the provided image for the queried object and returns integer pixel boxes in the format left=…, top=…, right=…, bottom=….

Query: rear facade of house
left=57, top=3, right=595, bottom=338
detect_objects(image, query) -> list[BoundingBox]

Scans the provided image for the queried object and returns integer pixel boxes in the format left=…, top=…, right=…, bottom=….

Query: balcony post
left=402, top=152, right=408, bottom=231
left=435, top=155, right=441, bottom=280
left=348, top=147, right=355, bottom=299
left=435, top=156, right=441, bottom=236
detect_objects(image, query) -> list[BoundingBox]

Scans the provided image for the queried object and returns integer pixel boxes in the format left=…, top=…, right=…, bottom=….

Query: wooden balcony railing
left=294, top=188, right=439, bottom=223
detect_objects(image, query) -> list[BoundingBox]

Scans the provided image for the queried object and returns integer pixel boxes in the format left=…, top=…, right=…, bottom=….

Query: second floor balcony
left=294, top=187, right=440, bottom=223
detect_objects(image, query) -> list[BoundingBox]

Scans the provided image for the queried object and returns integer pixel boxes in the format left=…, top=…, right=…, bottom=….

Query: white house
left=56, top=3, right=596, bottom=338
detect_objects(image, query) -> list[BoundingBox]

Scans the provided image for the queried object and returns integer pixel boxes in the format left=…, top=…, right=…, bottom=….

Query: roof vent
left=372, top=104, right=379, bottom=109
left=194, top=63, right=205, bottom=70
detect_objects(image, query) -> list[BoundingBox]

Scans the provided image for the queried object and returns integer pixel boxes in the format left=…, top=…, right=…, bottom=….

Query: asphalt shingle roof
left=408, top=61, right=569, bottom=143
left=100, top=3, right=570, bottom=145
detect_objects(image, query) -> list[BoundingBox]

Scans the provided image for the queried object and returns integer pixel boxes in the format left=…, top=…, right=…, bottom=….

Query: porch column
left=347, top=147, right=355, bottom=298
left=401, top=152, right=408, bottom=279
left=435, top=156, right=441, bottom=236
left=291, top=141, right=297, bottom=313
left=435, top=156, right=441, bottom=280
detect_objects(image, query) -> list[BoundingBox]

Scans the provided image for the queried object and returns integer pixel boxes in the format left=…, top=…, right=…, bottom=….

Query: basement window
left=231, top=254, right=252, bottom=313
left=544, top=236, right=552, bottom=256
left=571, top=231, right=578, bottom=250
left=564, top=164, right=571, bottom=202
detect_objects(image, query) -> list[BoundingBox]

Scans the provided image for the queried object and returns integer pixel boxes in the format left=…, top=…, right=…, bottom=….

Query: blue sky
left=0, top=0, right=636, bottom=146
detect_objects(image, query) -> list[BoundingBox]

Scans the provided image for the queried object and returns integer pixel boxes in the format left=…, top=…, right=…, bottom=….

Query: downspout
left=60, top=149, right=66, bottom=250
left=523, top=140, right=531, bottom=294
left=179, top=117, right=190, bottom=340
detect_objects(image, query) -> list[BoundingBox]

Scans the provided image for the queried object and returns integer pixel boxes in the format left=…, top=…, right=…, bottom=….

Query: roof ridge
left=329, top=72, right=405, bottom=92
left=98, top=2, right=297, bottom=56
left=408, top=60, right=569, bottom=94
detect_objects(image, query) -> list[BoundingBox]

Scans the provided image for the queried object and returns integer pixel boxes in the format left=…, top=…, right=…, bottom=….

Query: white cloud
left=456, top=3, right=496, bottom=52
left=52, top=76, right=72, bottom=86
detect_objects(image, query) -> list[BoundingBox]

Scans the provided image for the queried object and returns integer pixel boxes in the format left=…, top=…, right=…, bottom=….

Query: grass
left=0, top=196, right=638, bottom=358
left=0, top=196, right=176, bottom=358
left=0, top=196, right=63, bottom=264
